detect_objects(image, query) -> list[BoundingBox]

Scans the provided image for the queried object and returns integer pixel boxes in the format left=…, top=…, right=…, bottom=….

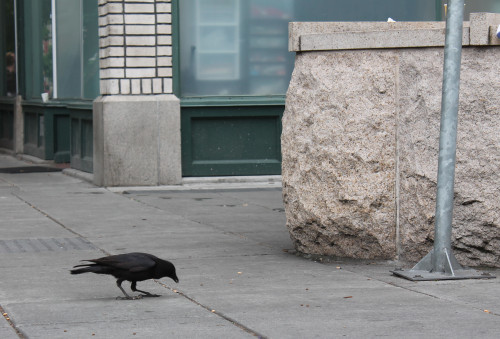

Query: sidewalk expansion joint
left=350, top=266, right=500, bottom=318
left=120, top=193, right=278, bottom=252
left=385, top=280, right=500, bottom=317
left=1, top=304, right=26, bottom=338
left=155, top=280, right=268, bottom=339
left=11, top=191, right=108, bottom=257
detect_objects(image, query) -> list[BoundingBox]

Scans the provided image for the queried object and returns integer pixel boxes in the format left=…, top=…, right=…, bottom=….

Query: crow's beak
left=174, top=277, right=179, bottom=283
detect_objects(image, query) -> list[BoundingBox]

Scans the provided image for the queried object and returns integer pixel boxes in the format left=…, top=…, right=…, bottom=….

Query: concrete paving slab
left=0, top=172, right=85, bottom=188
left=15, top=317, right=256, bottom=339
left=164, top=255, right=500, bottom=338
left=234, top=230, right=293, bottom=251
left=0, top=191, right=22, bottom=204
left=0, top=220, right=86, bottom=240
left=0, top=249, right=104, bottom=269
left=0, top=192, right=79, bottom=240
left=400, top=279, right=500, bottom=314
left=172, top=254, right=380, bottom=295
left=0, top=320, right=18, bottom=339
left=14, top=189, right=172, bottom=217
left=124, top=192, right=253, bottom=218
left=40, top=212, right=211, bottom=238
left=0, top=181, right=13, bottom=189
left=123, top=189, right=280, bottom=213
left=0, top=154, right=28, bottom=167
left=7, top=295, right=185, bottom=323
left=124, top=190, right=290, bottom=249
left=217, top=188, right=285, bottom=210
left=188, top=210, right=287, bottom=231
left=223, top=299, right=498, bottom=339
left=2, top=153, right=500, bottom=338
left=7, top=298, right=256, bottom=339
left=7, top=192, right=211, bottom=239
left=69, top=218, right=211, bottom=240
left=0, top=202, right=50, bottom=220
left=0, top=251, right=104, bottom=303
left=86, top=230, right=282, bottom=260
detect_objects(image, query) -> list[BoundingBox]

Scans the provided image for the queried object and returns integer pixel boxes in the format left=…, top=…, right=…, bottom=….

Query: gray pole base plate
left=391, top=248, right=496, bottom=281
left=391, top=268, right=495, bottom=281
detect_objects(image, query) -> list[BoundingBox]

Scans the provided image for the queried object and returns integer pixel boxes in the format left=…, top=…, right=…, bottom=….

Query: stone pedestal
left=283, top=14, right=500, bottom=266
left=93, top=95, right=181, bottom=186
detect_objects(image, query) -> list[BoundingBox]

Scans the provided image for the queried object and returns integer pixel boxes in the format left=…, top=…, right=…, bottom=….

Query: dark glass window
left=1, top=0, right=17, bottom=97
left=21, top=0, right=99, bottom=100
left=179, top=0, right=438, bottom=97
left=55, top=0, right=99, bottom=99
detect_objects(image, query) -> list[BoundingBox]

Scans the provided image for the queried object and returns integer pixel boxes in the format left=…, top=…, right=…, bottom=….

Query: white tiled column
left=94, top=0, right=181, bottom=186
left=98, top=0, right=174, bottom=96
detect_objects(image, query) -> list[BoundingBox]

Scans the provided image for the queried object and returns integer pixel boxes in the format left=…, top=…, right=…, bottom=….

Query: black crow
left=70, top=252, right=179, bottom=299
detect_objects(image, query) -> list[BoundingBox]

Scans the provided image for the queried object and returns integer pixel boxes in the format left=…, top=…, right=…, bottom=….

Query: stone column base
left=93, top=95, right=181, bottom=186
left=13, top=95, right=23, bottom=154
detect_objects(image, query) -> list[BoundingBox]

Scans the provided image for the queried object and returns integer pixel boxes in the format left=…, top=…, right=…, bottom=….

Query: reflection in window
left=21, top=0, right=53, bottom=100
left=5, top=51, right=16, bottom=96
left=55, top=0, right=99, bottom=99
left=460, top=0, right=500, bottom=20
left=1, top=0, right=17, bottom=97
left=196, top=0, right=240, bottom=82
left=41, top=2, right=53, bottom=97
left=21, top=0, right=98, bottom=100
left=180, top=0, right=293, bottom=96
left=179, top=0, right=445, bottom=97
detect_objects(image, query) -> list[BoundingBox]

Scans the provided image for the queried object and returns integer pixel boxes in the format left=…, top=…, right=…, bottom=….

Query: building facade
left=1, top=0, right=499, bottom=185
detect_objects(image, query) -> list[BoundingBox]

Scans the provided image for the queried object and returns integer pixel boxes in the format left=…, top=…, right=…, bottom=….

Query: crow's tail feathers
left=70, top=264, right=109, bottom=275
left=70, top=267, right=91, bottom=274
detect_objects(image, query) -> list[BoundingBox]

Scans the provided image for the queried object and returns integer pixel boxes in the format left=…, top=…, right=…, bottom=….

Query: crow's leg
left=131, top=281, right=160, bottom=297
left=116, top=279, right=142, bottom=300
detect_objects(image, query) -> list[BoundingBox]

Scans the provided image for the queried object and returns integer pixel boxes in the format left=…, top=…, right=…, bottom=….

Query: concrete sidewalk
left=1, top=154, right=499, bottom=338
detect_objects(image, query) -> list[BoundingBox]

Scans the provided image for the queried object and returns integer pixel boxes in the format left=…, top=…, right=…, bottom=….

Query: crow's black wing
left=85, top=253, right=157, bottom=272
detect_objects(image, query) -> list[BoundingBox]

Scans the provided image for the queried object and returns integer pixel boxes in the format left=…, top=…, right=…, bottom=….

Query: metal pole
left=391, top=0, right=494, bottom=281
left=432, top=0, right=464, bottom=272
